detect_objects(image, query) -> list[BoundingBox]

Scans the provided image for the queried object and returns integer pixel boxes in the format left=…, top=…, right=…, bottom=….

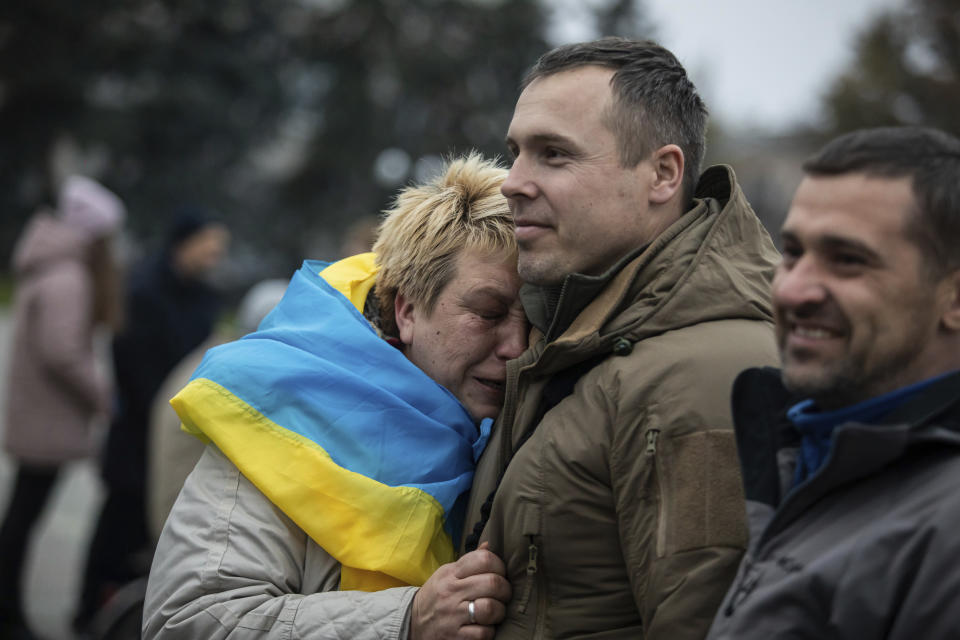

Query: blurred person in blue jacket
left=146, top=278, right=289, bottom=541
left=74, top=209, right=230, bottom=632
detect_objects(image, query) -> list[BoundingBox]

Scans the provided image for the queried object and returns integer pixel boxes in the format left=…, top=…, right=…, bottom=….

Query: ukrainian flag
left=171, top=254, right=491, bottom=591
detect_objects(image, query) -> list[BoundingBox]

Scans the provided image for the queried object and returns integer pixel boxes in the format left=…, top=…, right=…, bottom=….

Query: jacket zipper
left=647, top=428, right=667, bottom=555
left=499, top=340, right=544, bottom=468
left=516, top=535, right=539, bottom=614
left=544, top=277, right=572, bottom=342
left=498, top=358, right=523, bottom=466
left=533, top=537, right=547, bottom=640
left=646, top=429, right=660, bottom=455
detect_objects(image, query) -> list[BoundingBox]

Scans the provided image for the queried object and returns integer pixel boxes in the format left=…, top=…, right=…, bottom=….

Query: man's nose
left=772, top=257, right=829, bottom=311
left=501, top=155, right=537, bottom=201
left=496, top=314, right=528, bottom=361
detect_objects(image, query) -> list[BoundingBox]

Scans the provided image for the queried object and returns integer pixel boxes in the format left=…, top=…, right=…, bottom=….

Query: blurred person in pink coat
left=0, top=176, right=125, bottom=640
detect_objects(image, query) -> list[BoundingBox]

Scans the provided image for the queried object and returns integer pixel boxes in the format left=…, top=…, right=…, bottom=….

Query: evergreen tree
left=821, top=0, right=960, bottom=138
left=278, top=0, right=550, bottom=263
left=1, top=1, right=660, bottom=277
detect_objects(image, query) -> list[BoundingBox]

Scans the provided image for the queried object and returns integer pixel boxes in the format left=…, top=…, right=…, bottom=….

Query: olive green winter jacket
left=462, top=165, right=781, bottom=639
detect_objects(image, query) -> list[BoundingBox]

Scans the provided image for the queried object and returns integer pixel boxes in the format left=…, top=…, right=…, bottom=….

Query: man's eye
left=780, top=244, right=802, bottom=265
left=544, top=147, right=564, bottom=160
left=833, top=253, right=866, bottom=267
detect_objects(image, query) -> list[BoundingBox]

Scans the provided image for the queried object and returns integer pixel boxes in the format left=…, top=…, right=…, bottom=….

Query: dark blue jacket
left=101, top=253, right=220, bottom=491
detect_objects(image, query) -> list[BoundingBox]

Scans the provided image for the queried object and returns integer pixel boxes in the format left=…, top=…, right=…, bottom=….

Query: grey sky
left=546, top=0, right=906, bottom=132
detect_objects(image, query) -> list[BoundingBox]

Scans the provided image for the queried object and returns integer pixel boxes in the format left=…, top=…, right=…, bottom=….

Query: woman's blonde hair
left=373, top=152, right=515, bottom=337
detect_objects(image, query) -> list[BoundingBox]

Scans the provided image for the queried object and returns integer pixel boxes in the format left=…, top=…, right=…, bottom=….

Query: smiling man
left=707, top=126, right=960, bottom=640
left=459, top=38, right=781, bottom=639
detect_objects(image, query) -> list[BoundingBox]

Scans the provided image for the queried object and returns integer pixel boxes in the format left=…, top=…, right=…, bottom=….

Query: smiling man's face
left=773, top=173, right=953, bottom=408
left=501, top=66, right=662, bottom=285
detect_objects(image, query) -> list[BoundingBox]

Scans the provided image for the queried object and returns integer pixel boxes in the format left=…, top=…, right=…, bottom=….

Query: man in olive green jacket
left=456, top=38, right=780, bottom=638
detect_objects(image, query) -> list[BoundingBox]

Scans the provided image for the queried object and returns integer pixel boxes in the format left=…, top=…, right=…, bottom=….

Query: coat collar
left=733, top=368, right=960, bottom=547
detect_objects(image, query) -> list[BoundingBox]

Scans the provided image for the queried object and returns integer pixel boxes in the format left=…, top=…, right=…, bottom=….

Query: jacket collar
left=734, top=368, right=960, bottom=546
left=731, top=367, right=800, bottom=509
left=520, top=243, right=648, bottom=341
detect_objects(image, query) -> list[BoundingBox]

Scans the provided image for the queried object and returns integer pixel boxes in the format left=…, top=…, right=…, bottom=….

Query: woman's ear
left=648, top=144, right=685, bottom=205
left=394, top=292, right=417, bottom=346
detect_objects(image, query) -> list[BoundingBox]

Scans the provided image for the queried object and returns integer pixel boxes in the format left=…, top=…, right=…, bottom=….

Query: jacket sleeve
left=33, top=265, right=106, bottom=413
left=610, top=325, right=764, bottom=639
left=143, top=444, right=418, bottom=640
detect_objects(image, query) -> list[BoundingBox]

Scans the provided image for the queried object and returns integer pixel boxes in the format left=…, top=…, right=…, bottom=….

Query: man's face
left=397, top=247, right=528, bottom=421
left=502, top=66, right=662, bottom=285
left=774, top=173, right=954, bottom=408
left=175, top=224, right=230, bottom=279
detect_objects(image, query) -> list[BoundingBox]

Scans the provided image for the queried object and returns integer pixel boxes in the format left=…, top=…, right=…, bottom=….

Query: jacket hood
left=529, top=165, right=779, bottom=371
left=12, top=212, right=89, bottom=277
left=59, top=175, right=126, bottom=240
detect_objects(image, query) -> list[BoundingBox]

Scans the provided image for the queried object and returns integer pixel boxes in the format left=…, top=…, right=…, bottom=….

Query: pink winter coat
left=3, top=212, right=110, bottom=465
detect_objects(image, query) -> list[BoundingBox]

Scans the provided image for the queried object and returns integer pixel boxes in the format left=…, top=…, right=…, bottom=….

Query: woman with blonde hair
left=144, top=153, right=525, bottom=639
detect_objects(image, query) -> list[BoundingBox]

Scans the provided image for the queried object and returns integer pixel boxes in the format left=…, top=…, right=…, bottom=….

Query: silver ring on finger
left=468, top=600, right=476, bottom=624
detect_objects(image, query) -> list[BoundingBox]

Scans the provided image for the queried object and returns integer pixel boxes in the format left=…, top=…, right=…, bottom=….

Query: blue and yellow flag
left=171, top=254, right=491, bottom=591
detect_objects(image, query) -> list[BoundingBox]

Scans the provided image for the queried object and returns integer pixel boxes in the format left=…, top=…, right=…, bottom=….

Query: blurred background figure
left=65, top=278, right=289, bottom=640
left=74, top=210, right=230, bottom=635
left=90, top=215, right=376, bottom=638
left=337, top=216, right=380, bottom=259
left=0, top=176, right=125, bottom=640
left=145, top=216, right=376, bottom=541
left=146, top=277, right=288, bottom=542
left=143, top=215, right=378, bottom=543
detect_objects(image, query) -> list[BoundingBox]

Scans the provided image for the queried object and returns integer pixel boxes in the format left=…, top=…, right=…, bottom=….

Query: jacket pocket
left=657, top=429, right=748, bottom=556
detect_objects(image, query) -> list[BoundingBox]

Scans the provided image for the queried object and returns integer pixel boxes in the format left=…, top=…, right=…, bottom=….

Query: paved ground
left=0, top=310, right=105, bottom=640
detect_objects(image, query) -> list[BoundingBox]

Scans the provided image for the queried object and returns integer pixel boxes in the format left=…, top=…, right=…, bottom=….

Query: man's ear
left=394, top=292, right=417, bottom=345
left=940, top=269, right=960, bottom=332
left=648, top=144, right=685, bottom=205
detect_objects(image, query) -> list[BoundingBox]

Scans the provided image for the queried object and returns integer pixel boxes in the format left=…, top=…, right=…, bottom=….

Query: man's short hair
left=373, top=153, right=515, bottom=337
left=522, top=37, right=707, bottom=204
left=803, top=126, right=960, bottom=276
